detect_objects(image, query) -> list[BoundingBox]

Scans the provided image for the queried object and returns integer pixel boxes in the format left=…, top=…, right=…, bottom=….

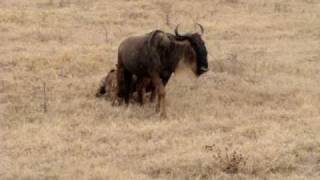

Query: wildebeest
left=96, top=69, right=118, bottom=102
left=116, top=24, right=208, bottom=118
left=96, top=68, right=156, bottom=104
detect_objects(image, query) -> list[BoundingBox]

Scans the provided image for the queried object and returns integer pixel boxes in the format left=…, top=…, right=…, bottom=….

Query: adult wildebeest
left=116, top=24, right=208, bottom=118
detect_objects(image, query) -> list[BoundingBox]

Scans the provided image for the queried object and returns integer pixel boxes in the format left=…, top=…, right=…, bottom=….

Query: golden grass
left=1, top=0, right=320, bottom=179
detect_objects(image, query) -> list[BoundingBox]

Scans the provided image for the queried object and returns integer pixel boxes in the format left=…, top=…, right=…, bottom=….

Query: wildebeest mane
left=147, top=30, right=166, bottom=50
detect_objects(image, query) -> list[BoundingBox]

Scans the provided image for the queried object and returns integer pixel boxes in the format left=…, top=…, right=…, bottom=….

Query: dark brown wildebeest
left=116, top=24, right=208, bottom=118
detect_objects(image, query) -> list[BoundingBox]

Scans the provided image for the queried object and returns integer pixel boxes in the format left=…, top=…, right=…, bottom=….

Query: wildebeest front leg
left=152, top=75, right=166, bottom=118
left=123, top=69, right=132, bottom=105
left=137, top=77, right=153, bottom=105
left=136, top=78, right=146, bottom=105
left=115, top=63, right=125, bottom=105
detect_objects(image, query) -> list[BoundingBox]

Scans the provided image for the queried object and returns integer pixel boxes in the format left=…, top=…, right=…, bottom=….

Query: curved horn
left=174, top=24, right=183, bottom=37
left=196, top=23, right=204, bottom=35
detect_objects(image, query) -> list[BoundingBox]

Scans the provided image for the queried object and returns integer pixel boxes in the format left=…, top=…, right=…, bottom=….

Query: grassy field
left=1, top=0, right=320, bottom=179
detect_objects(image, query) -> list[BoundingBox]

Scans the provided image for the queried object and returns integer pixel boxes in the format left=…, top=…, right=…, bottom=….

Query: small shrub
left=206, top=145, right=247, bottom=174
left=212, top=53, right=244, bottom=75
left=274, top=2, right=291, bottom=13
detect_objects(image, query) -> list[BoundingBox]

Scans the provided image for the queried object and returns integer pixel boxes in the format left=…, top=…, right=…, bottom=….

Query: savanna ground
left=1, top=0, right=320, bottom=179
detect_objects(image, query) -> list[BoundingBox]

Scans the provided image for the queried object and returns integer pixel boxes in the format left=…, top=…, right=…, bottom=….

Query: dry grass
left=1, top=0, right=320, bottom=179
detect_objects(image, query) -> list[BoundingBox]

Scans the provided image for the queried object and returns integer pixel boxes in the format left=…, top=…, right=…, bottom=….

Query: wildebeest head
left=145, top=28, right=208, bottom=78
left=174, top=24, right=209, bottom=76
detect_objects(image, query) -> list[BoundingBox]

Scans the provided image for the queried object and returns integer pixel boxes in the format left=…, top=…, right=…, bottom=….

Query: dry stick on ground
left=42, top=82, right=48, bottom=113
left=102, top=25, right=109, bottom=43
left=158, top=2, right=172, bottom=27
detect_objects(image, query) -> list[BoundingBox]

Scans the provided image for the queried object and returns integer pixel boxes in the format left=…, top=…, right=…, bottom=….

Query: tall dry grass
left=1, top=0, right=320, bottom=179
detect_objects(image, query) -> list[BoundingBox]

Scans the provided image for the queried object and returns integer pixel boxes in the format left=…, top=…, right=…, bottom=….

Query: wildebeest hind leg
left=152, top=75, right=167, bottom=118
left=115, top=63, right=125, bottom=105
left=123, top=69, right=132, bottom=104
left=136, top=78, right=145, bottom=105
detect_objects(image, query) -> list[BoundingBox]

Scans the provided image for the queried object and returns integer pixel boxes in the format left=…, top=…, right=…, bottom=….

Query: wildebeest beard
left=176, top=34, right=208, bottom=75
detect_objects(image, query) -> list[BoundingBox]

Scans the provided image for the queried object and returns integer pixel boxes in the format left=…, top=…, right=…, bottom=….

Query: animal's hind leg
left=151, top=75, right=167, bottom=118
left=136, top=78, right=145, bottom=105
left=115, top=63, right=125, bottom=105
left=137, top=77, right=151, bottom=105
left=123, top=69, right=132, bottom=104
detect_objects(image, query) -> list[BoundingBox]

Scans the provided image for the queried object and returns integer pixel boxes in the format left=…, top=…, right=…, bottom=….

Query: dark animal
left=96, top=69, right=156, bottom=104
left=135, top=76, right=156, bottom=104
left=116, top=24, right=208, bottom=118
left=96, top=69, right=118, bottom=102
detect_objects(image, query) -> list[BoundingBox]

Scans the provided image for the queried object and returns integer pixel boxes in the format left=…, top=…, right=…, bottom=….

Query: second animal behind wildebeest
left=96, top=68, right=156, bottom=104
left=116, top=24, right=208, bottom=118
left=96, top=69, right=118, bottom=103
